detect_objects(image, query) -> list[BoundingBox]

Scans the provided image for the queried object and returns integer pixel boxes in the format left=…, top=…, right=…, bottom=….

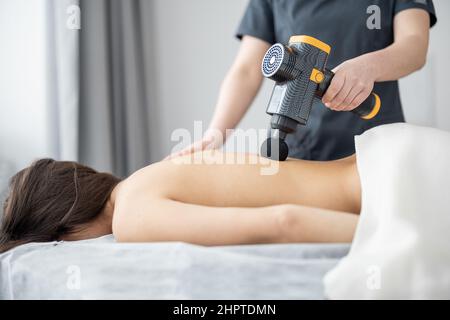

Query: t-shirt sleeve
left=394, top=0, right=437, bottom=27
left=235, top=0, right=275, bottom=44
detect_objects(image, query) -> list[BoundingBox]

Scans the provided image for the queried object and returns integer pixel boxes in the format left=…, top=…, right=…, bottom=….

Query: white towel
left=324, top=123, right=450, bottom=299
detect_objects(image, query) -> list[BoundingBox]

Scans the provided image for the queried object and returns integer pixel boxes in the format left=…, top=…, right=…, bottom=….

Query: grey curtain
left=79, top=0, right=155, bottom=178
left=46, top=0, right=80, bottom=161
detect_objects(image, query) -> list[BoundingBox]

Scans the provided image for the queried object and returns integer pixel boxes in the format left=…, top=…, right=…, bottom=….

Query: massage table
left=0, top=235, right=349, bottom=299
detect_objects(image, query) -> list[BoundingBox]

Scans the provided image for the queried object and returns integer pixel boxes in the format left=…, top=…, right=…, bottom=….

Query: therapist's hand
left=322, top=56, right=376, bottom=111
left=163, top=131, right=223, bottom=161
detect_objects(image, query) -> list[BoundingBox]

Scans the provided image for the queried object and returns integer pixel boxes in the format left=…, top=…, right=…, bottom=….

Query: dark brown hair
left=0, top=159, right=121, bottom=253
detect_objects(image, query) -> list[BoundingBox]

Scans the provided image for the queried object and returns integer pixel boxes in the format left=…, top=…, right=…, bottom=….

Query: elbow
left=402, top=54, right=427, bottom=76
left=396, top=34, right=429, bottom=73
left=410, top=37, right=428, bottom=72
left=414, top=55, right=427, bottom=71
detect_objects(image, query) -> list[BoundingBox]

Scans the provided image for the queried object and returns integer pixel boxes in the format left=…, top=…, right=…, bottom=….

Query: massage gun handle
left=316, top=69, right=381, bottom=120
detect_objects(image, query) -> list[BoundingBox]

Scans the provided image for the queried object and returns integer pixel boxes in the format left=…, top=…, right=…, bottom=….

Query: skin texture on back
left=111, top=151, right=361, bottom=245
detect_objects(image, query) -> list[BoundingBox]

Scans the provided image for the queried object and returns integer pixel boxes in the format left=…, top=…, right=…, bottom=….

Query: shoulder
left=111, top=163, right=161, bottom=224
left=111, top=160, right=179, bottom=221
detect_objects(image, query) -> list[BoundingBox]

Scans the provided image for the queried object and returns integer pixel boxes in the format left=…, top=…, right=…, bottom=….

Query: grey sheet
left=0, top=235, right=349, bottom=299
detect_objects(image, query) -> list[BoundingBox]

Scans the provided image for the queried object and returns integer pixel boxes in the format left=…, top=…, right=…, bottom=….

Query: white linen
left=324, top=123, right=450, bottom=299
left=0, top=235, right=349, bottom=299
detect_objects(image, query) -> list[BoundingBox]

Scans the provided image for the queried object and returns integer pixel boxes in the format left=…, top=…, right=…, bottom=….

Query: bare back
left=116, top=151, right=360, bottom=218
left=112, top=151, right=361, bottom=245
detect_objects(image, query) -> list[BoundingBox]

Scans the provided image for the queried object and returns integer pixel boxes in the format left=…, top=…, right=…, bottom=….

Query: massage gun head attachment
left=260, top=36, right=331, bottom=161
left=260, top=129, right=290, bottom=161
left=261, top=43, right=300, bottom=83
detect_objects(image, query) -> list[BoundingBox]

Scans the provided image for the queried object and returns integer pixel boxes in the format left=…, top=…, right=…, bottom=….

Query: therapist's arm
left=207, top=36, right=270, bottom=141
left=323, top=9, right=430, bottom=111
left=165, top=36, right=270, bottom=159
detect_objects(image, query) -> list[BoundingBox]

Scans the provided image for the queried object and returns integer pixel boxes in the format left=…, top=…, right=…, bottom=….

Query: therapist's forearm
left=208, top=65, right=263, bottom=138
left=322, top=9, right=430, bottom=111
left=359, top=8, right=430, bottom=82
left=358, top=34, right=428, bottom=82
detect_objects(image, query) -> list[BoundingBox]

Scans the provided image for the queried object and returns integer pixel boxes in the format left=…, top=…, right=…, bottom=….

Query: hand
left=163, top=131, right=224, bottom=161
left=322, top=57, right=376, bottom=112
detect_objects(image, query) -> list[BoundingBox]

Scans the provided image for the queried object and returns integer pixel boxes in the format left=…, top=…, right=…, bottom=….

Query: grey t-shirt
left=237, top=0, right=437, bottom=160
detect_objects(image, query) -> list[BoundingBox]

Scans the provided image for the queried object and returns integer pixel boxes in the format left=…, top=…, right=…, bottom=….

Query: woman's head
left=0, top=159, right=121, bottom=253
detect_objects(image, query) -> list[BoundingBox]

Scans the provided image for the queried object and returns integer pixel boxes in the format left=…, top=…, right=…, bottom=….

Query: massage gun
left=260, top=35, right=381, bottom=161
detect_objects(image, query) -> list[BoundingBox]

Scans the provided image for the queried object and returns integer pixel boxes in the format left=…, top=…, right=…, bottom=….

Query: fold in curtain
left=79, top=0, right=152, bottom=178
left=46, top=0, right=80, bottom=161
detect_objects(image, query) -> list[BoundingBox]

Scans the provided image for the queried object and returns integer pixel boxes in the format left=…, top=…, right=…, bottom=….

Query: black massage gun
left=260, top=35, right=381, bottom=161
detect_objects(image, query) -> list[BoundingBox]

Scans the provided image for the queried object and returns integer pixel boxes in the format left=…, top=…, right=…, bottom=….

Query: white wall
left=0, top=0, right=48, bottom=171
left=399, top=0, right=450, bottom=130
left=149, top=0, right=272, bottom=159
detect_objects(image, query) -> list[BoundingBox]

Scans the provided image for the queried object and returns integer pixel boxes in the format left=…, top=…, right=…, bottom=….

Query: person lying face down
left=0, top=149, right=362, bottom=253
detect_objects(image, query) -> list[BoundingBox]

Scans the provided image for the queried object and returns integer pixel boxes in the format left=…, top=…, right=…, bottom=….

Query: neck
left=101, top=182, right=120, bottom=234
left=61, top=182, right=122, bottom=241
